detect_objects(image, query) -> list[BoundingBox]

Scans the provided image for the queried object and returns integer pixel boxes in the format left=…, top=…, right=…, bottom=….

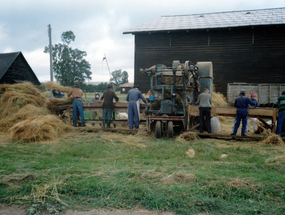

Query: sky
left=0, top=0, right=284, bottom=84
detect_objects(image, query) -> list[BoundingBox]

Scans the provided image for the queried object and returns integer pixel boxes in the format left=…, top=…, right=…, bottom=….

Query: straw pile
left=262, top=134, right=283, bottom=146
left=265, top=155, right=285, bottom=164
left=186, top=149, right=195, bottom=157
left=44, top=81, right=72, bottom=93
left=176, top=131, right=199, bottom=142
left=9, top=115, right=71, bottom=142
left=212, top=91, right=228, bottom=107
left=160, top=173, right=195, bottom=184
left=0, top=82, right=73, bottom=142
left=47, top=97, right=73, bottom=110
left=0, top=82, right=49, bottom=120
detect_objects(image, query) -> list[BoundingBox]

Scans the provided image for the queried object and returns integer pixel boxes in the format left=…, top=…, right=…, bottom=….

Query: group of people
left=197, top=88, right=285, bottom=137
left=68, top=83, right=146, bottom=130
left=67, top=83, right=285, bottom=136
left=197, top=88, right=259, bottom=136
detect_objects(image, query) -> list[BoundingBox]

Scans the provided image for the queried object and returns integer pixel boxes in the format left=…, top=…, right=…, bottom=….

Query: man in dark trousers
left=273, top=91, right=285, bottom=137
left=231, top=90, right=256, bottom=136
left=196, top=88, right=212, bottom=133
left=67, top=83, right=85, bottom=127
left=101, top=84, right=119, bottom=128
left=126, top=85, right=147, bottom=130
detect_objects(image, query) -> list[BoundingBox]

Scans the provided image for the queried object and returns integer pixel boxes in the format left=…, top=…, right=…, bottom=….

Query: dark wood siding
left=1, top=54, right=40, bottom=85
left=134, top=25, right=285, bottom=96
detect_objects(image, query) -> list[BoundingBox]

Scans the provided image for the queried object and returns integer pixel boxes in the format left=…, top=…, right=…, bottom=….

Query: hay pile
left=262, top=134, right=283, bottom=146
left=186, top=149, right=195, bottom=157
left=0, top=82, right=72, bottom=142
left=160, top=173, right=196, bottom=184
left=47, top=97, right=73, bottom=110
left=176, top=132, right=199, bottom=142
left=212, top=91, right=228, bottom=107
left=44, top=81, right=72, bottom=93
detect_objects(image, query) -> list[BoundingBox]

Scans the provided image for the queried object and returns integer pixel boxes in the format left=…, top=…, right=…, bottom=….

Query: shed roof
left=124, top=7, right=285, bottom=34
left=120, top=83, right=134, bottom=88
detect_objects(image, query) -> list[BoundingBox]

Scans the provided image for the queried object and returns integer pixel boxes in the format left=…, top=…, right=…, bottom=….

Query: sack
left=211, top=116, right=221, bottom=133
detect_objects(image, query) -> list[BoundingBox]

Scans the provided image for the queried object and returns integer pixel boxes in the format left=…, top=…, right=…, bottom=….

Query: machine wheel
left=155, top=121, right=162, bottom=138
left=168, top=121, right=174, bottom=138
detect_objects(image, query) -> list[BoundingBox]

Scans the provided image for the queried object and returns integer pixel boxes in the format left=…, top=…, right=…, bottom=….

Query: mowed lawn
left=0, top=126, right=285, bottom=214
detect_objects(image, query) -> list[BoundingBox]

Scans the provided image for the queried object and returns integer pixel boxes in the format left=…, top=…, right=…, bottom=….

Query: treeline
left=81, top=82, right=120, bottom=92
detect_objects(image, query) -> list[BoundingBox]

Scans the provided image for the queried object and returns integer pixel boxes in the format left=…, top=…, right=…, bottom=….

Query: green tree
left=121, top=71, right=129, bottom=84
left=44, top=31, right=92, bottom=87
left=110, top=70, right=128, bottom=86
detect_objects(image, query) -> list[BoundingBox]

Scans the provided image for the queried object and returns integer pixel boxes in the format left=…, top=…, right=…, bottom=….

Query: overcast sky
left=0, top=0, right=284, bottom=84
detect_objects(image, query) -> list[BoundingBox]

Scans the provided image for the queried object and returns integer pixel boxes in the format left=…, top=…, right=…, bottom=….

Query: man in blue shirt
left=231, top=90, right=256, bottom=136
left=126, top=85, right=147, bottom=130
left=273, top=91, right=285, bottom=137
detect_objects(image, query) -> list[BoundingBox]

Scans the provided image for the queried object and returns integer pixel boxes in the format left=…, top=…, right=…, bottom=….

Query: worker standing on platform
left=196, top=88, right=212, bottom=134
left=247, top=92, right=259, bottom=132
left=231, top=90, right=256, bottom=136
left=68, top=83, right=86, bottom=127
left=273, top=91, right=285, bottom=137
left=91, top=93, right=100, bottom=126
left=101, top=84, right=119, bottom=129
left=126, top=85, right=147, bottom=130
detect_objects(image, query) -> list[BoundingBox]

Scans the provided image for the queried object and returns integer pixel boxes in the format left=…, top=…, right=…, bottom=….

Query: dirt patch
left=0, top=205, right=176, bottom=215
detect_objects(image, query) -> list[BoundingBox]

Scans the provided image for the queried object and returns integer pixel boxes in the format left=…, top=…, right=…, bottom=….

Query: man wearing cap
left=273, top=91, right=285, bottom=137
left=126, top=85, right=147, bottom=130
left=91, top=93, right=100, bottom=126
left=231, top=90, right=256, bottom=136
left=101, top=84, right=119, bottom=128
left=68, top=83, right=86, bottom=127
left=196, top=88, right=212, bottom=133
left=247, top=92, right=259, bottom=132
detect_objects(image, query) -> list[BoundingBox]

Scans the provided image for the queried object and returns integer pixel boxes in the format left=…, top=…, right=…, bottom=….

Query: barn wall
left=134, top=25, right=285, bottom=96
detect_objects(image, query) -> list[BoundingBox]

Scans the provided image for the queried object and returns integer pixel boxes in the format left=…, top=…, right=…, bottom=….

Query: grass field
left=1, top=124, right=285, bottom=214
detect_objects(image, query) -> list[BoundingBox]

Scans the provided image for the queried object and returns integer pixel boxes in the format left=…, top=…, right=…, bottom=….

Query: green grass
left=0, top=133, right=285, bottom=214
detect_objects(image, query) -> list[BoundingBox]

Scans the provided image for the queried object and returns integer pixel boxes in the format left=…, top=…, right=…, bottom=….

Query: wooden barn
left=123, top=7, right=285, bottom=96
left=120, top=83, right=134, bottom=94
left=0, top=52, right=40, bottom=85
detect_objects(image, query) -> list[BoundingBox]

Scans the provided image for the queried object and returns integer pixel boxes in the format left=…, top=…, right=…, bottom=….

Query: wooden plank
left=187, top=105, right=277, bottom=119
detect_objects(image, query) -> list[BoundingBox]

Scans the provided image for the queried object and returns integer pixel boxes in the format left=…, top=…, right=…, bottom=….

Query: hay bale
left=9, top=115, right=73, bottom=142
left=177, top=132, right=199, bottom=142
left=262, top=134, right=283, bottom=146
left=44, top=81, right=72, bottom=93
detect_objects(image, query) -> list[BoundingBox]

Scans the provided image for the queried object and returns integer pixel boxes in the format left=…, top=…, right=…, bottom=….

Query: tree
left=44, top=31, right=92, bottom=87
left=110, top=69, right=128, bottom=86
left=121, top=71, right=129, bottom=84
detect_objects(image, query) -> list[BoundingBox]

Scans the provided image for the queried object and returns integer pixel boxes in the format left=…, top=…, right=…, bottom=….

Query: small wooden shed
left=0, top=52, right=40, bottom=85
left=120, top=83, right=134, bottom=94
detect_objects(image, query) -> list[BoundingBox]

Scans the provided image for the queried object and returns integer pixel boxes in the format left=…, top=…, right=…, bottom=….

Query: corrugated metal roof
left=124, top=7, right=285, bottom=34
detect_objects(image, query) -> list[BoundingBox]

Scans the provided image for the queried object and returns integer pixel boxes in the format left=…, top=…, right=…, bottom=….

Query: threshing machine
left=140, top=60, right=213, bottom=138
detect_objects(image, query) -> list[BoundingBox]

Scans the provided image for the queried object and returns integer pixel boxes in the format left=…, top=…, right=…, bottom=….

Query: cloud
left=1, top=0, right=284, bottom=84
